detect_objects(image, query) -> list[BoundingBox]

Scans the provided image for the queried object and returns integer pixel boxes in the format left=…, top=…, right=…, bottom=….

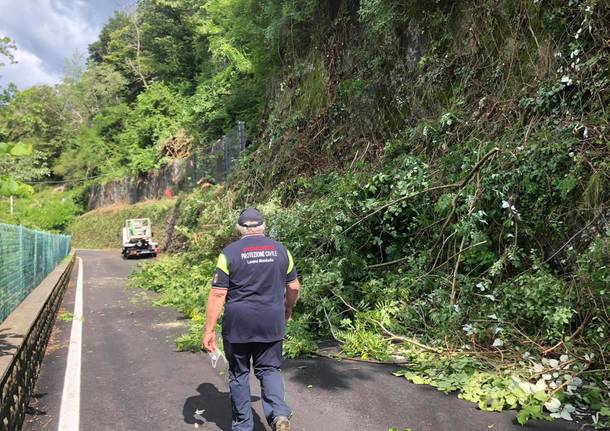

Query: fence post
left=238, top=121, right=246, bottom=151
left=192, top=150, right=197, bottom=188
left=33, top=231, right=38, bottom=286
left=223, top=134, right=229, bottom=179
left=18, top=225, right=24, bottom=294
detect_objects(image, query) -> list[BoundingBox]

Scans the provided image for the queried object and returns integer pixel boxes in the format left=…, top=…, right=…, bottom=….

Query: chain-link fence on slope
left=191, top=121, right=247, bottom=185
left=0, top=223, right=71, bottom=322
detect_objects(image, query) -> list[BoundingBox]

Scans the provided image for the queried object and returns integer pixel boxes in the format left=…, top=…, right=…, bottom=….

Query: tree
left=0, top=38, right=37, bottom=198
left=0, top=151, right=50, bottom=182
left=88, top=12, right=132, bottom=63
left=59, top=63, right=128, bottom=126
left=135, top=0, right=204, bottom=85
left=53, top=126, right=115, bottom=180
left=0, top=37, right=17, bottom=98
left=0, top=83, right=17, bottom=108
left=0, top=36, right=16, bottom=69
left=91, top=10, right=154, bottom=96
left=0, top=142, right=34, bottom=197
left=0, top=86, right=67, bottom=162
left=117, top=81, right=187, bottom=172
left=90, top=2, right=207, bottom=92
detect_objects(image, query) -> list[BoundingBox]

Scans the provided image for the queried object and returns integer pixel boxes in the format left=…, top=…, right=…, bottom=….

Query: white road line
left=58, top=256, right=84, bottom=431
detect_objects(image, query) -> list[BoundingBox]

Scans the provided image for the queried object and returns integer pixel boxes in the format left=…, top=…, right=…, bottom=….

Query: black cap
left=237, top=208, right=265, bottom=228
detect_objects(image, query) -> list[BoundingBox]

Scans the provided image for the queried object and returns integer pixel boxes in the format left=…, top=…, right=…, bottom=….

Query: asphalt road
left=23, top=250, right=584, bottom=431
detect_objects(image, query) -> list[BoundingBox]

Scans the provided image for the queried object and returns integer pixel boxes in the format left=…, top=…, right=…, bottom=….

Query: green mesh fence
left=0, top=223, right=71, bottom=323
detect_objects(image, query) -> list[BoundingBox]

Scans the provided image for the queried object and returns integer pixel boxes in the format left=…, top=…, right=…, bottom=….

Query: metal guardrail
left=0, top=224, right=72, bottom=323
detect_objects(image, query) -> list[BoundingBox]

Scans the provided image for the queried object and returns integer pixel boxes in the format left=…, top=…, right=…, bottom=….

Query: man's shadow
left=183, top=383, right=267, bottom=430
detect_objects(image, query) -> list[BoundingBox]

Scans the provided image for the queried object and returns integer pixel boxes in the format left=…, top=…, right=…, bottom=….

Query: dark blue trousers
left=223, top=339, right=291, bottom=431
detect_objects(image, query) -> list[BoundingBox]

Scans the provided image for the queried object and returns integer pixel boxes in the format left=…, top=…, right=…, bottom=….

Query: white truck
left=121, top=218, right=159, bottom=259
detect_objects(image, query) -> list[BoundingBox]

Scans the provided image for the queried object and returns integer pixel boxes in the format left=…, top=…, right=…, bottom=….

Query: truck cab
left=121, top=218, right=159, bottom=259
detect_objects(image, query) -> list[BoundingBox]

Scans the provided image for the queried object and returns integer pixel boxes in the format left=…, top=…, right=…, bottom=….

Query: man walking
left=202, top=208, right=301, bottom=431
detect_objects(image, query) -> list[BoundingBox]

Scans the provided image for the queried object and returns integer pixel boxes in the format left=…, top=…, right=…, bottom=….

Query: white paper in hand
left=208, top=349, right=226, bottom=368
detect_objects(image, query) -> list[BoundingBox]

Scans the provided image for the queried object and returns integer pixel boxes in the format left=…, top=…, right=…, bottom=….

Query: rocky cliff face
left=86, top=158, right=195, bottom=210
left=86, top=123, right=245, bottom=210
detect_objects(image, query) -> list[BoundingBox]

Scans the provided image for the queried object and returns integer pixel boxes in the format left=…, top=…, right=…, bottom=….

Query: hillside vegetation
left=0, top=188, right=80, bottom=232
left=68, top=199, right=175, bottom=249
left=1, top=0, right=609, bottom=426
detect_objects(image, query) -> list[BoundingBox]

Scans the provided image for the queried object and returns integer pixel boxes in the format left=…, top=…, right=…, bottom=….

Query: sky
left=0, top=0, right=125, bottom=89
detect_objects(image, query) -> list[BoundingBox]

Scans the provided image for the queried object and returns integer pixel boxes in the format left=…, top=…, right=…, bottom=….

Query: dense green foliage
left=2, top=0, right=609, bottom=426
left=0, top=189, right=80, bottom=232
left=0, top=0, right=296, bottom=183
left=126, top=0, right=609, bottom=425
left=0, top=142, right=36, bottom=198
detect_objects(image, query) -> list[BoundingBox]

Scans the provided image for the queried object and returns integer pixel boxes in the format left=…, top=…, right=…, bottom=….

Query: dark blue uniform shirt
left=212, top=234, right=298, bottom=343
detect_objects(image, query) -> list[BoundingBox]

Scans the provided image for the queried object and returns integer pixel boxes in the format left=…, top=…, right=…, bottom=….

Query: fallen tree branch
left=328, top=288, right=441, bottom=353
left=368, top=240, right=487, bottom=270
left=540, top=213, right=602, bottom=266
left=330, top=288, right=358, bottom=313
left=322, top=304, right=340, bottom=341
left=450, top=236, right=466, bottom=306
left=344, top=147, right=500, bottom=233
left=311, top=350, right=411, bottom=365
left=372, top=319, right=441, bottom=354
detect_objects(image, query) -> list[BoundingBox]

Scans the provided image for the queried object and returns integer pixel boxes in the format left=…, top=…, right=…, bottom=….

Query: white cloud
left=0, top=0, right=117, bottom=89
left=1, top=48, right=62, bottom=88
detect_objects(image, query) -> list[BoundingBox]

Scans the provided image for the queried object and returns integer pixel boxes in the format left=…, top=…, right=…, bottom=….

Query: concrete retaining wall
left=0, top=254, right=74, bottom=431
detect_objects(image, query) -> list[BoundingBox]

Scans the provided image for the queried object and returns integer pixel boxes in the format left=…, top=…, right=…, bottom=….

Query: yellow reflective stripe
left=287, top=250, right=294, bottom=274
left=217, top=253, right=229, bottom=275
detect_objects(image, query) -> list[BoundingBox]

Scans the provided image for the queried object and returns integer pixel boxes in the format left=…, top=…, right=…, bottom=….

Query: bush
left=284, top=314, right=317, bottom=359
left=500, top=271, right=574, bottom=343
left=0, top=188, right=81, bottom=232
left=128, top=254, right=214, bottom=318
